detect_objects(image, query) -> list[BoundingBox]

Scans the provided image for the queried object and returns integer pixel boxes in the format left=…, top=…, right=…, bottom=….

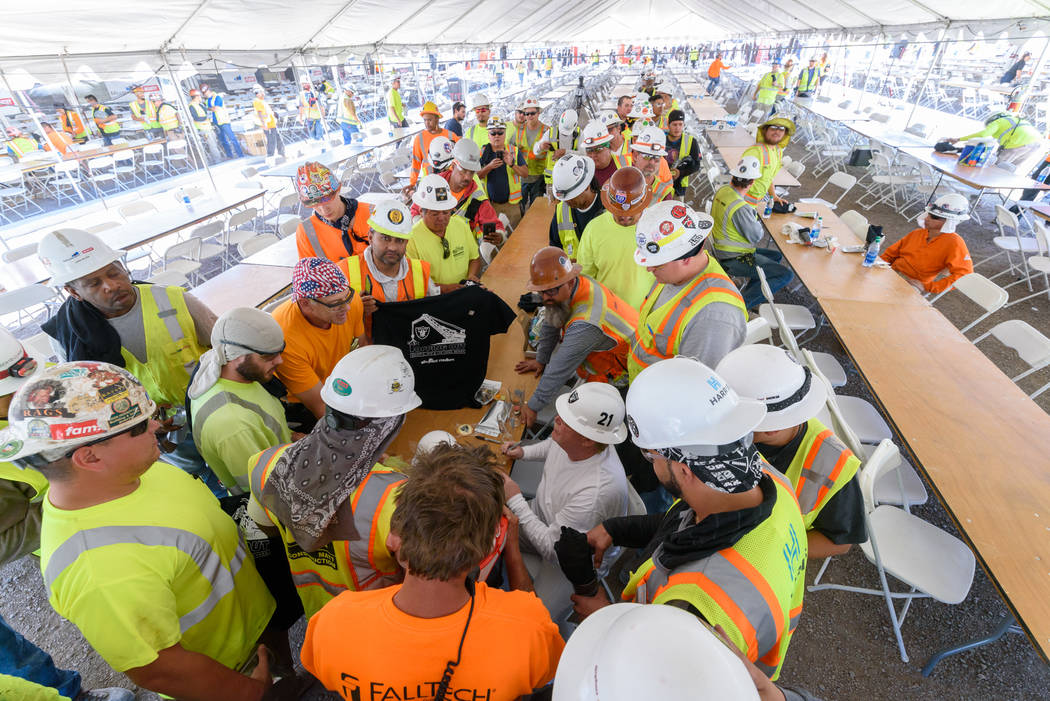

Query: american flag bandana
left=292, top=257, right=349, bottom=301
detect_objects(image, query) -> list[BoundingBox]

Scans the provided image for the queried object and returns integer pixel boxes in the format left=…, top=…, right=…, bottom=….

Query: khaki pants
left=490, top=200, right=523, bottom=230
left=1000, top=141, right=1042, bottom=168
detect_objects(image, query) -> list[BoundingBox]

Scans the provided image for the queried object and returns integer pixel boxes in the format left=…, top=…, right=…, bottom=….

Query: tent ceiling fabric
left=3, top=0, right=1049, bottom=59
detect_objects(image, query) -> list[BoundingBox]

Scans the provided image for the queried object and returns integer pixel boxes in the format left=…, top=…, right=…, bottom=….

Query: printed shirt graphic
left=370, top=286, right=515, bottom=409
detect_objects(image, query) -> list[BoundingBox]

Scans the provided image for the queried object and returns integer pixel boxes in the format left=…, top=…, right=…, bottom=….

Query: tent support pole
left=906, top=26, right=946, bottom=128
left=856, top=33, right=883, bottom=112
left=162, top=52, right=218, bottom=193
left=59, top=54, right=93, bottom=142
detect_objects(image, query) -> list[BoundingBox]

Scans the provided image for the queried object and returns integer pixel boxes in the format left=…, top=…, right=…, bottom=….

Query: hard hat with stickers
left=633, top=200, right=714, bottom=266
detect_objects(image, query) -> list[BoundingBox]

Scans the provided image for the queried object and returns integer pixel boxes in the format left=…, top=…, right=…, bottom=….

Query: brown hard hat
left=601, top=166, right=652, bottom=218
left=527, top=246, right=582, bottom=292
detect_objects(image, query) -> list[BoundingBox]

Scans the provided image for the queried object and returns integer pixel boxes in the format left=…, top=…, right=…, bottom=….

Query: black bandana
left=659, top=441, right=763, bottom=494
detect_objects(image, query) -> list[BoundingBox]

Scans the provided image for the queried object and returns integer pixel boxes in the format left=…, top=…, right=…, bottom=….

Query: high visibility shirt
left=58, top=110, right=88, bottom=140
left=387, top=87, right=405, bottom=123
left=0, top=419, right=48, bottom=501
left=960, top=115, right=1041, bottom=150
left=253, top=97, right=277, bottom=129
left=44, top=130, right=73, bottom=154
left=507, top=121, right=526, bottom=149
left=520, top=124, right=550, bottom=177
left=796, top=67, right=820, bottom=94
left=689, top=50, right=699, bottom=61
left=129, top=98, right=159, bottom=129
left=650, top=170, right=674, bottom=202
left=189, top=378, right=292, bottom=495
left=777, top=70, right=793, bottom=98
left=156, top=103, right=179, bottom=131
left=5, top=136, right=39, bottom=158
left=409, top=128, right=459, bottom=186
left=121, top=284, right=208, bottom=407
left=554, top=201, right=583, bottom=258
left=622, top=467, right=806, bottom=680
left=755, top=72, right=781, bottom=105
left=406, top=217, right=480, bottom=286
left=543, top=129, right=579, bottom=183
left=40, top=461, right=275, bottom=672
left=628, top=256, right=747, bottom=382
left=337, top=95, right=360, bottom=126
left=564, top=276, right=638, bottom=384
left=339, top=253, right=431, bottom=302
left=189, top=101, right=212, bottom=130
left=249, top=447, right=404, bottom=618
left=577, top=211, right=655, bottom=308
left=780, top=418, right=861, bottom=529
left=712, top=184, right=759, bottom=256
left=742, top=142, right=784, bottom=205
left=295, top=205, right=372, bottom=262
left=466, top=122, right=490, bottom=148
left=206, top=94, right=231, bottom=126
left=300, top=90, right=322, bottom=120
left=708, top=58, right=729, bottom=78
left=880, top=228, right=974, bottom=294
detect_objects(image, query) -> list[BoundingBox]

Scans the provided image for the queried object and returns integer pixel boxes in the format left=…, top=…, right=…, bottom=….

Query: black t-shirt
left=480, top=144, right=526, bottom=204
left=370, top=285, right=516, bottom=410
left=547, top=193, right=606, bottom=249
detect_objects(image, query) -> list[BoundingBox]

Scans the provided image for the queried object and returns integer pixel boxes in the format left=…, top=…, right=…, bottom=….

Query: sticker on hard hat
left=27, top=420, right=48, bottom=439
left=697, top=219, right=712, bottom=230
left=98, top=382, right=128, bottom=404
left=567, top=390, right=579, bottom=403
left=646, top=242, right=660, bottom=254
left=332, top=378, right=352, bottom=396
left=613, top=192, right=627, bottom=204
left=388, top=209, right=404, bottom=225
left=108, top=403, right=142, bottom=427
left=626, top=414, right=639, bottom=437
left=390, top=380, right=403, bottom=393
left=0, top=439, right=22, bottom=459
left=671, top=205, right=687, bottom=218
left=50, top=420, right=106, bottom=441
left=435, top=187, right=449, bottom=202
left=688, top=233, right=704, bottom=246
left=21, top=407, right=75, bottom=419
left=659, top=221, right=674, bottom=235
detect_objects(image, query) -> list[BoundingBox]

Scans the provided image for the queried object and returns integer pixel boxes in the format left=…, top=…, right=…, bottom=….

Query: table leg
left=925, top=172, right=944, bottom=206
left=921, top=613, right=1023, bottom=677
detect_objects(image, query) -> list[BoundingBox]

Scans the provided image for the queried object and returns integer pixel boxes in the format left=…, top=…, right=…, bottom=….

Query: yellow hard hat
left=420, top=101, right=442, bottom=118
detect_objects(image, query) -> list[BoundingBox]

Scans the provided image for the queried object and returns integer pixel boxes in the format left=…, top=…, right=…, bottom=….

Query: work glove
left=555, top=526, right=598, bottom=596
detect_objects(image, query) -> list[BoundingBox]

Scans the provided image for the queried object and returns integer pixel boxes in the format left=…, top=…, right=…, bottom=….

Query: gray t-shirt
left=649, top=278, right=746, bottom=368
left=530, top=320, right=614, bottom=411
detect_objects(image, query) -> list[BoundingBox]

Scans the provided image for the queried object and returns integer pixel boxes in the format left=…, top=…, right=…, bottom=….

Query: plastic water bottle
left=178, top=187, right=192, bottom=210
left=862, top=235, right=884, bottom=267
left=811, top=215, right=822, bottom=241
left=762, top=195, right=773, bottom=219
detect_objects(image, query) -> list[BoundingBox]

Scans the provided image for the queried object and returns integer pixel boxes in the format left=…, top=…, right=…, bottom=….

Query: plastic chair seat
left=812, top=350, right=847, bottom=387
left=759, top=303, right=816, bottom=331
left=858, top=443, right=928, bottom=506
left=1028, top=256, right=1050, bottom=273
left=818, top=396, right=892, bottom=444
left=163, top=260, right=201, bottom=277
left=991, top=236, right=1041, bottom=253
left=861, top=505, right=975, bottom=604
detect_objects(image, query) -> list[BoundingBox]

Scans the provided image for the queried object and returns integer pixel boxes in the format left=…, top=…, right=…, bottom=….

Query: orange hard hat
left=527, top=246, right=581, bottom=292
left=600, top=166, right=652, bottom=218
left=188, top=89, right=201, bottom=97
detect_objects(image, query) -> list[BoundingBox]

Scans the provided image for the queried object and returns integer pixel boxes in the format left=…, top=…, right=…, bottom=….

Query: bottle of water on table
left=862, top=234, right=884, bottom=267
left=763, top=195, right=772, bottom=219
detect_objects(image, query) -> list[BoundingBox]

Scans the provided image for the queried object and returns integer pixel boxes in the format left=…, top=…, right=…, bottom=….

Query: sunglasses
left=441, top=237, right=451, bottom=259
left=67, top=419, right=149, bottom=458
left=524, top=111, right=539, bottom=117
left=311, top=289, right=355, bottom=308
left=489, top=130, right=506, bottom=136
left=309, top=192, right=339, bottom=206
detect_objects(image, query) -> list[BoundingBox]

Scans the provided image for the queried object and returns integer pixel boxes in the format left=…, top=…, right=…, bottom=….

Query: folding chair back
left=930, top=273, right=1008, bottom=333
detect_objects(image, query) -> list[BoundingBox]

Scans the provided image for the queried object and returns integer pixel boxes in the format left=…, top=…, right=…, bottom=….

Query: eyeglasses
left=539, top=282, right=565, bottom=298
left=441, top=237, right=451, bottom=259
left=524, top=111, right=539, bottom=117
left=585, top=146, right=607, bottom=154
left=636, top=153, right=662, bottom=161
left=66, top=419, right=149, bottom=458
left=311, top=289, right=355, bottom=308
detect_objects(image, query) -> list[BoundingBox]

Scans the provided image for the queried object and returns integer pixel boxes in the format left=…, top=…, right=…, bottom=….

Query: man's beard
left=544, top=299, right=572, bottom=328
left=237, top=356, right=271, bottom=384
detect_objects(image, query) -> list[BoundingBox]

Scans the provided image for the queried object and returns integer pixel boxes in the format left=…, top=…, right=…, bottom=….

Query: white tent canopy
left=4, top=0, right=1050, bottom=60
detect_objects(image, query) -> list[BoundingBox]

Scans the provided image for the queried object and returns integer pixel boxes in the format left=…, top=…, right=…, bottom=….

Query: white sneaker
left=77, top=688, right=136, bottom=701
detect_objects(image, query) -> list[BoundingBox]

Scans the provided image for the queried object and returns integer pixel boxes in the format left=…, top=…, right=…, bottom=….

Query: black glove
left=866, top=224, right=884, bottom=246
left=518, top=292, right=542, bottom=313
left=555, top=526, right=598, bottom=596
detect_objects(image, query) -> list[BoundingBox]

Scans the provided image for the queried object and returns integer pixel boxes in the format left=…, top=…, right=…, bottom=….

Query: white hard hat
left=627, top=101, right=652, bottom=120
left=0, top=326, right=43, bottom=396
left=416, top=430, right=458, bottom=455
left=601, top=110, right=624, bottom=127
left=470, top=92, right=491, bottom=110
left=925, top=193, right=970, bottom=222
left=716, top=345, right=827, bottom=432
left=625, top=357, right=766, bottom=449
left=427, top=136, right=455, bottom=172
left=558, top=109, right=578, bottom=134
left=555, top=382, right=628, bottom=444
left=412, top=174, right=458, bottom=211
left=630, top=126, right=667, bottom=157
left=553, top=603, right=759, bottom=701
left=732, top=155, right=763, bottom=180
left=368, top=199, right=413, bottom=240
left=37, top=229, right=123, bottom=286
left=551, top=154, right=595, bottom=202
left=0, top=361, right=156, bottom=463
left=519, top=97, right=541, bottom=112
left=452, top=138, right=483, bottom=172
left=633, top=200, right=714, bottom=266
left=320, top=345, right=422, bottom=418
left=580, top=121, right=612, bottom=149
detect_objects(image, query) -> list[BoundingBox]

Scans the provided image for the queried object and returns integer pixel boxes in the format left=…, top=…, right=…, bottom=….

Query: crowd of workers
left=0, top=57, right=1027, bottom=701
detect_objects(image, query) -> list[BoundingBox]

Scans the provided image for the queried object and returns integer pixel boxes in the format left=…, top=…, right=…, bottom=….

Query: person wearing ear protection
left=879, top=193, right=974, bottom=294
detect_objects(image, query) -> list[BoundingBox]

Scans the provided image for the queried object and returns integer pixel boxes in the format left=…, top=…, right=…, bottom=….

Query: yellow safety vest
left=337, top=96, right=360, bottom=125
left=742, top=143, right=783, bottom=206
left=544, top=130, right=578, bottom=183
left=781, top=419, right=860, bottom=529
left=755, top=72, right=780, bottom=105
left=689, top=50, right=698, bottom=61
left=454, top=175, right=493, bottom=239
left=565, top=276, right=637, bottom=385
left=628, top=257, right=747, bottom=382
left=668, top=134, right=695, bottom=188
left=189, top=101, right=212, bottom=130
left=207, top=95, right=231, bottom=125
left=156, top=103, right=179, bottom=131
left=91, top=105, right=120, bottom=134
left=466, top=123, right=490, bottom=149
left=130, top=98, right=159, bottom=129
left=712, top=184, right=757, bottom=256
left=120, top=284, right=208, bottom=407
left=555, top=201, right=581, bottom=258
left=622, top=467, right=807, bottom=680
left=796, top=68, right=820, bottom=94
left=249, top=445, right=404, bottom=618
left=483, top=145, right=522, bottom=205
left=5, top=137, right=38, bottom=158
left=301, top=91, right=322, bottom=120
left=521, top=124, right=549, bottom=177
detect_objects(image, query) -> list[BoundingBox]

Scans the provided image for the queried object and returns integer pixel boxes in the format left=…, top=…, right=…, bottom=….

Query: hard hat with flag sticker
left=295, top=161, right=341, bottom=206
left=527, top=246, right=581, bottom=292
left=600, top=166, right=651, bottom=218
left=733, top=155, right=762, bottom=180
left=633, top=200, right=713, bottom=266
left=427, top=136, right=455, bottom=172
left=368, top=200, right=413, bottom=240
left=519, top=97, right=541, bottom=112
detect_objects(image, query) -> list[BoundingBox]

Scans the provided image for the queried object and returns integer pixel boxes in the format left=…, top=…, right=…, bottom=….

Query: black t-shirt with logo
left=370, top=285, right=516, bottom=410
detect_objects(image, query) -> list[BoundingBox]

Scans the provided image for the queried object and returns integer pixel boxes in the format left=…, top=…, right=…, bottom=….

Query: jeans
left=263, top=128, right=285, bottom=157
left=707, top=76, right=720, bottom=93
left=0, top=612, right=81, bottom=699
left=100, top=129, right=120, bottom=146
left=215, top=123, right=243, bottom=158
left=340, top=123, right=360, bottom=145
left=1017, top=159, right=1050, bottom=205
left=306, top=119, right=324, bottom=141
left=521, top=179, right=546, bottom=208
left=719, top=247, right=795, bottom=310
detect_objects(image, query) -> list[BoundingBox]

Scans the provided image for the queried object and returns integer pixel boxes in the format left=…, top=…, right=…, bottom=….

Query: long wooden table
left=899, top=148, right=1050, bottom=208
left=686, top=97, right=728, bottom=121
left=191, top=263, right=291, bottom=315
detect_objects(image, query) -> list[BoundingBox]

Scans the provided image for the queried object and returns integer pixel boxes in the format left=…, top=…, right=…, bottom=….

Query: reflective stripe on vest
left=611, top=151, right=629, bottom=169
left=208, top=96, right=230, bottom=125
left=565, top=276, right=636, bottom=384
left=189, top=102, right=212, bottom=130
left=343, top=254, right=428, bottom=302
left=191, top=391, right=286, bottom=492
left=676, top=134, right=694, bottom=188
left=92, top=106, right=120, bottom=134
left=712, top=186, right=756, bottom=255
left=44, top=524, right=247, bottom=633
left=7, top=137, right=37, bottom=157
left=555, top=202, right=580, bottom=257
left=652, top=175, right=674, bottom=202
left=131, top=99, right=159, bottom=128
left=337, top=96, right=360, bottom=125
left=300, top=218, right=330, bottom=260
left=467, top=123, right=490, bottom=148
left=743, top=144, right=778, bottom=205
left=797, top=68, right=819, bottom=93
left=786, top=420, right=860, bottom=527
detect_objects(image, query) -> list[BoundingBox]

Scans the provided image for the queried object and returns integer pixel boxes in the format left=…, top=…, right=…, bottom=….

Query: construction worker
left=298, top=82, right=325, bottom=141
left=712, top=156, right=794, bottom=309
left=515, top=247, right=638, bottom=427
left=518, top=98, right=550, bottom=206
left=629, top=200, right=747, bottom=380
left=294, top=161, right=371, bottom=262
left=777, top=59, right=795, bottom=105
left=85, top=94, right=121, bottom=145
left=465, top=92, right=493, bottom=147
left=0, top=361, right=276, bottom=700
left=252, top=86, right=285, bottom=157
left=189, top=89, right=223, bottom=162
left=426, top=135, right=455, bottom=174
left=947, top=110, right=1044, bottom=166
left=517, top=60, right=526, bottom=85
left=752, top=60, right=782, bottom=120
left=387, top=76, right=407, bottom=127
left=717, top=344, right=866, bottom=559
left=151, top=94, right=180, bottom=137
left=795, top=58, right=821, bottom=98
left=603, top=111, right=630, bottom=159
left=649, top=93, right=669, bottom=131
left=664, top=110, right=699, bottom=197
left=3, top=127, right=40, bottom=159
left=129, top=85, right=161, bottom=138
left=508, top=106, right=527, bottom=149
left=549, top=154, right=605, bottom=258
left=337, top=85, right=362, bottom=144
left=444, top=101, right=465, bottom=137
left=408, top=174, right=482, bottom=291
left=408, top=101, right=458, bottom=189
left=201, top=83, right=244, bottom=159
left=538, top=109, right=581, bottom=185
left=615, top=95, right=634, bottom=129
left=41, top=122, right=73, bottom=154
left=880, top=193, right=974, bottom=294
left=56, top=106, right=89, bottom=143
left=187, top=308, right=291, bottom=496
left=271, top=258, right=366, bottom=423
left=568, top=356, right=807, bottom=681
left=689, top=47, right=699, bottom=68
left=580, top=121, right=628, bottom=187
left=741, top=116, right=795, bottom=207
left=479, top=116, right=528, bottom=228
left=630, top=126, right=674, bottom=202
left=247, top=345, right=419, bottom=617
left=410, top=139, right=505, bottom=244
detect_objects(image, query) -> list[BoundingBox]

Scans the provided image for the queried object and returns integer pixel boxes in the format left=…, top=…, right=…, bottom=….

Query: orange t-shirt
left=300, top=583, right=564, bottom=701
left=880, top=228, right=973, bottom=294
left=708, top=58, right=728, bottom=78
left=271, top=296, right=365, bottom=396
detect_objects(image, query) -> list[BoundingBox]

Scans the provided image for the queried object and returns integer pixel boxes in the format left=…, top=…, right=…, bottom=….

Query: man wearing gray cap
left=188, top=307, right=292, bottom=495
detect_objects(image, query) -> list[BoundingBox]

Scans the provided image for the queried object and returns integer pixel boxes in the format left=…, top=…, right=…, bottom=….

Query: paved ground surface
left=3, top=95, right=1050, bottom=700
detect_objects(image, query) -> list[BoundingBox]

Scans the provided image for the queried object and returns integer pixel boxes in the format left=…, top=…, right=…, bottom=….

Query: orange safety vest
left=411, top=128, right=459, bottom=185
left=339, top=254, right=431, bottom=302
left=58, top=110, right=88, bottom=140
left=295, top=206, right=372, bottom=262
left=564, top=276, right=638, bottom=384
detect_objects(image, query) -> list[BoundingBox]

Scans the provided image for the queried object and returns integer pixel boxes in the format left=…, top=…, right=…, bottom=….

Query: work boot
left=76, top=688, right=136, bottom=701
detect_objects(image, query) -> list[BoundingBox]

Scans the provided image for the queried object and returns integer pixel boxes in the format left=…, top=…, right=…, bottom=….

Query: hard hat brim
left=600, top=184, right=652, bottom=219
left=525, top=262, right=581, bottom=291
left=631, top=396, right=767, bottom=450
left=48, top=249, right=124, bottom=286
left=556, top=392, right=628, bottom=444
left=753, top=377, right=828, bottom=432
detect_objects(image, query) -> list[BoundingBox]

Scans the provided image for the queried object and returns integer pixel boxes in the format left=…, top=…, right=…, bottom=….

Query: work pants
left=100, top=129, right=120, bottom=146
left=0, top=612, right=81, bottom=699
left=999, top=141, right=1042, bottom=167
left=264, top=127, right=286, bottom=156
left=195, top=127, right=223, bottom=163
left=521, top=178, right=546, bottom=208
left=340, top=123, right=361, bottom=145
left=216, top=123, right=244, bottom=158
left=1017, top=158, right=1050, bottom=205
left=306, top=119, right=323, bottom=141
left=719, top=247, right=794, bottom=311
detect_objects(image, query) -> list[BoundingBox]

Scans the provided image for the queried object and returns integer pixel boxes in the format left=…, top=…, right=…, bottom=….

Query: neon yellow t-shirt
left=577, top=211, right=656, bottom=308
left=407, top=217, right=480, bottom=285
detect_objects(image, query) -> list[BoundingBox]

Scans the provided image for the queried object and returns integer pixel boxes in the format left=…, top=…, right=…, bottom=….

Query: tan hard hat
left=600, top=166, right=652, bottom=218
left=527, top=246, right=581, bottom=292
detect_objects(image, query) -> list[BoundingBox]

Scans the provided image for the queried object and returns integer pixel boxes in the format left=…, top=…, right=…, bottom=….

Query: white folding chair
left=237, top=234, right=280, bottom=258
left=839, top=209, right=869, bottom=240
left=973, top=319, right=1050, bottom=394
left=85, top=155, right=119, bottom=194
left=166, top=139, right=192, bottom=172
left=189, top=220, right=227, bottom=272
left=159, top=238, right=203, bottom=284
left=975, top=205, right=1043, bottom=291
left=0, top=167, right=44, bottom=218
left=0, top=284, right=62, bottom=327
left=809, top=439, right=975, bottom=663
left=479, top=241, right=499, bottom=265
left=929, top=273, right=1008, bottom=334
left=146, top=269, right=190, bottom=288
left=50, top=161, right=84, bottom=204
left=784, top=160, right=805, bottom=179
left=798, top=171, right=857, bottom=210
left=113, top=150, right=139, bottom=188
left=277, top=218, right=299, bottom=238
left=85, top=220, right=122, bottom=234
left=1004, top=223, right=1050, bottom=308
left=223, top=208, right=260, bottom=263
left=743, top=316, right=771, bottom=345
left=1, top=243, right=38, bottom=263
left=142, top=143, right=168, bottom=179
left=756, top=266, right=819, bottom=344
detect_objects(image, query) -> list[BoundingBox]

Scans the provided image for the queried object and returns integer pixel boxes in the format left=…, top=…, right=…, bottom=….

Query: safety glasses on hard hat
left=65, top=419, right=150, bottom=458
left=219, top=338, right=286, bottom=359
left=0, top=351, right=37, bottom=381
left=309, top=191, right=339, bottom=206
